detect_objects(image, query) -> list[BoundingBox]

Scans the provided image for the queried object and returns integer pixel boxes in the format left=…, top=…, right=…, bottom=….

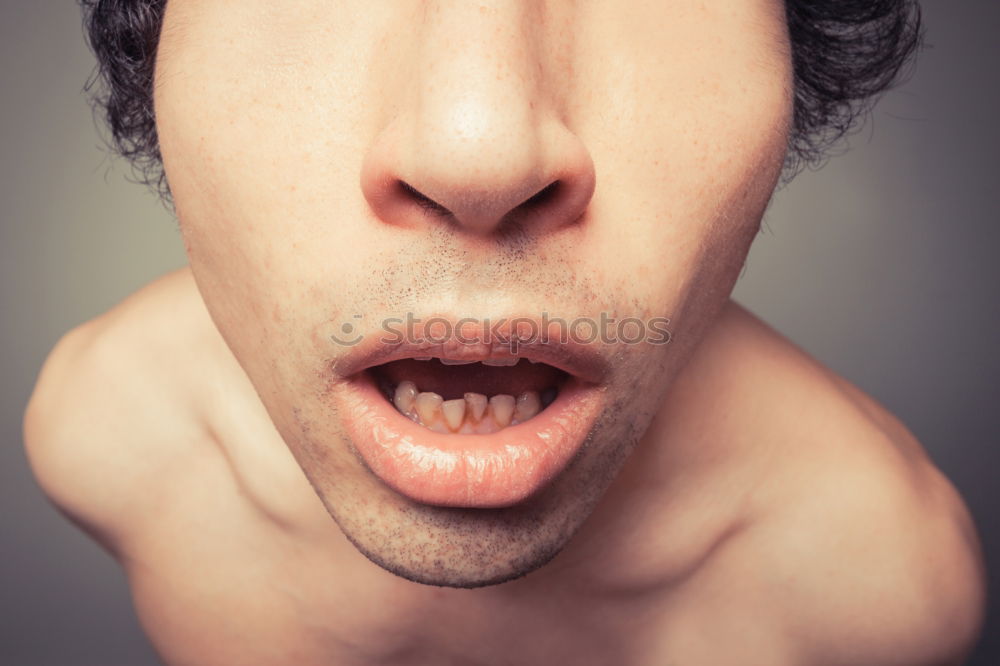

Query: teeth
left=393, top=380, right=417, bottom=415
left=482, top=357, right=519, bottom=367
left=489, top=394, right=516, bottom=427
left=415, top=391, right=443, bottom=424
left=440, top=358, right=478, bottom=366
left=391, top=384, right=554, bottom=431
left=441, top=399, right=466, bottom=432
left=514, top=391, right=540, bottom=423
left=413, top=356, right=434, bottom=361
left=464, top=392, right=487, bottom=422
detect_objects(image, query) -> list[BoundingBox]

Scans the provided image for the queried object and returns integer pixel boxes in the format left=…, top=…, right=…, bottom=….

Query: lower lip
left=335, top=371, right=606, bottom=508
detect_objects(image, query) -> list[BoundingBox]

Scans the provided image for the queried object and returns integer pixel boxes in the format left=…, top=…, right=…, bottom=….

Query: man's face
left=154, top=0, right=792, bottom=587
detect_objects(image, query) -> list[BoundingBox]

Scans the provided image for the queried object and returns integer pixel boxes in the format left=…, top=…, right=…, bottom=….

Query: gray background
left=1, top=2, right=996, bottom=664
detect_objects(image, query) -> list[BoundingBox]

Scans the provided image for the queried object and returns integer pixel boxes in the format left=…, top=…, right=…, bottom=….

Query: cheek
left=571, top=5, right=792, bottom=309
left=576, top=135, right=790, bottom=324
left=155, top=3, right=377, bottom=294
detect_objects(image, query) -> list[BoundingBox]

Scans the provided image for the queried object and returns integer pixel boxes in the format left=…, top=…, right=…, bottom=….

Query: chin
left=289, top=373, right=650, bottom=588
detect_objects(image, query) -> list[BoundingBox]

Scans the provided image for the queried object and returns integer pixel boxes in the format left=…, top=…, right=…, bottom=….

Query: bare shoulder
left=23, top=268, right=232, bottom=556
left=704, top=301, right=986, bottom=665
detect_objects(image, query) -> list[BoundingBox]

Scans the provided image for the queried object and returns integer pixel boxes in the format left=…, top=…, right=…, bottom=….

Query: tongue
left=373, top=358, right=565, bottom=399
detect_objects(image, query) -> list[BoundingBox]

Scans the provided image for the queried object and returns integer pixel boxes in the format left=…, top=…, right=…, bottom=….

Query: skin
left=156, top=0, right=792, bottom=588
left=25, top=1, right=985, bottom=664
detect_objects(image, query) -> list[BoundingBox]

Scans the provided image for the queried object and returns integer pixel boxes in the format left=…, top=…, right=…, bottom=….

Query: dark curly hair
left=79, top=0, right=922, bottom=199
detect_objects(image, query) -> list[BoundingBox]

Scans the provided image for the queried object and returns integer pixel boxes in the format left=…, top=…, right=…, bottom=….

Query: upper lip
left=331, top=317, right=612, bottom=384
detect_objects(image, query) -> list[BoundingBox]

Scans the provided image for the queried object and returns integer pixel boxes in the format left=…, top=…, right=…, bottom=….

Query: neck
left=510, top=300, right=754, bottom=598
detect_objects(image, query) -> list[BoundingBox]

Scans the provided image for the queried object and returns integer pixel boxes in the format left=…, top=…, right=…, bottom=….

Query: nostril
left=394, top=179, right=565, bottom=229
left=361, top=113, right=596, bottom=234
left=397, top=180, right=451, bottom=218
left=521, top=181, right=560, bottom=210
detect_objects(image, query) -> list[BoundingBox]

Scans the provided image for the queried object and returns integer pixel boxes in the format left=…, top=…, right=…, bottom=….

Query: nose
left=360, top=3, right=595, bottom=236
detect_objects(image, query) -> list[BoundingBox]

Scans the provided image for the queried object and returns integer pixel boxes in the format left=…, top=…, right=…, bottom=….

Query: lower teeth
left=390, top=380, right=556, bottom=433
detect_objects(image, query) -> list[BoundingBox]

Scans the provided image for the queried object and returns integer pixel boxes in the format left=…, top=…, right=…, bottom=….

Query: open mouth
left=332, top=339, right=609, bottom=508
left=368, top=357, right=566, bottom=434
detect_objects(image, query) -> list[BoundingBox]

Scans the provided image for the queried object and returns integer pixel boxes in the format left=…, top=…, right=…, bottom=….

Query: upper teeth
left=390, top=380, right=545, bottom=433
left=481, top=357, right=520, bottom=367
left=411, top=356, right=522, bottom=367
